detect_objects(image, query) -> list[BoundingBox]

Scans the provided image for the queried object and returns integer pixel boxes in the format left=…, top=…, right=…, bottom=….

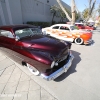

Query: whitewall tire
left=74, top=38, right=83, bottom=45
left=27, top=63, right=40, bottom=76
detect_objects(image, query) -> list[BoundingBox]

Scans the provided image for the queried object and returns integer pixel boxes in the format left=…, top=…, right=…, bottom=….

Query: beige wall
left=0, top=0, right=70, bottom=26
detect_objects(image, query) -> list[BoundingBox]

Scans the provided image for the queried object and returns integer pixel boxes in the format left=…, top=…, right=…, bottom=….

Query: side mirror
left=15, top=36, right=20, bottom=41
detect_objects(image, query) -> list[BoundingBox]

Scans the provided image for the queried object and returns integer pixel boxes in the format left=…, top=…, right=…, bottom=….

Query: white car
left=42, top=24, right=92, bottom=45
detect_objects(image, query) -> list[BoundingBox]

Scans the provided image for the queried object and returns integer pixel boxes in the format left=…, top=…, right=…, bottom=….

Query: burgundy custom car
left=0, top=24, right=74, bottom=81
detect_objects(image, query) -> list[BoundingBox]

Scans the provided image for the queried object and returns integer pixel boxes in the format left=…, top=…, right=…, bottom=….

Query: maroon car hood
left=20, top=35, right=69, bottom=56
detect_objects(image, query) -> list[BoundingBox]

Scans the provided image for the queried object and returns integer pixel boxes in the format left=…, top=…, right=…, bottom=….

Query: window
left=76, top=24, right=83, bottom=27
left=70, top=26, right=75, bottom=30
left=52, top=26, right=59, bottom=29
left=15, top=28, right=42, bottom=39
left=31, top=28, right=42, bottom=34
left=60, top=26, right=69, bottom=30
left=0, top=30, right=14, bottom=38
left=15, top=28, right=32, bottom=38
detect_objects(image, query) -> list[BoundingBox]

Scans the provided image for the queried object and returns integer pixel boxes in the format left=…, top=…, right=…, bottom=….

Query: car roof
left=75, top=23, right=84, bottom=24
left=51, top=24, right=73, bottom=27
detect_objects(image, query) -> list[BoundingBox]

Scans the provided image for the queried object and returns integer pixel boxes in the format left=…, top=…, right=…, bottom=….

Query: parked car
left=75, top=23, right=85, bottom=29
left=75, top=23, right=95, bottom=30
left=0, top=24, right=74, bottom=81
left=42, top=24, right=92, bottom=45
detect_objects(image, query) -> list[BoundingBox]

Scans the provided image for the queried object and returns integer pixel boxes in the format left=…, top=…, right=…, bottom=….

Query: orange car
left=42, top=24, right=92, bottom=45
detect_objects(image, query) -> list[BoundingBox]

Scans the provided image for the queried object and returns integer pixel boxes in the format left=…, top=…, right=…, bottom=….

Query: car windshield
left=15, top=28, right=42, bottom=39
left=70, top=25, right=79, bottom=30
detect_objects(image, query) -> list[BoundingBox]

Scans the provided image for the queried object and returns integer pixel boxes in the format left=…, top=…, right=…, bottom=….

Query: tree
left=88, top=0, right=96, bottom=20
left=50, top=5, right=67, bottom=24
left=56, top=0, right=76, bottom=25
left=82, top=0, right=96, bottom=21
left=50, top=5, right=60, bottom=24
left=82, top=8, right=89, bottom=19
left=88, top=0, right=96, bottom=16
left=75, top=11, right=81, bottom=21
left=58, top=8, right=67, bottom=22
left=71, top=0, right=76, bottom=25
left=65, top=7, right=80, bottom=21
left=56, top=0, right=71, bottom=21
left=97, top=4, right=100, bottom=16
left=51, top=1, right=80, bottom=24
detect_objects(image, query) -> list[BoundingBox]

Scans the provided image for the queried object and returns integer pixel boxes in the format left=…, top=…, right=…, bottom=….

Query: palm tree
left=50, top=5, right=70, bottom=24
left=56, top=0, right=76, bottom=25
left=50, top=5, right=61, bottom=24
left=88, top=0, right=96, bottom=20
left=81, top=0, right=96, bottom=22
left=82, top=8, right=89, bottom=19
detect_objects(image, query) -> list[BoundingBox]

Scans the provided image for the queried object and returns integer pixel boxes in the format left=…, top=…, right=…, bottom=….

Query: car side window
left=75, top=24, right=80, bottom=27
left=79, top=24, right=83, bottom=26
left=75, top=24, right=78, bottom=26
left=81, top=24, right=84, bottom=26
left=0, top=30, right=14, bottom=38
left=52, top=26, right=59, bottom=29
left=60, top=26, right=69, bottom=30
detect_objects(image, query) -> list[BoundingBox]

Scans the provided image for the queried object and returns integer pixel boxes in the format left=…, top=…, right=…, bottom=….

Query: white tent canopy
left=88, top=19, right=94, bottom=22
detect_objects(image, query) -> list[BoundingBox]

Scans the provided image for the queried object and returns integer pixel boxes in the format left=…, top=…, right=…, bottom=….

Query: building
left=0, top=0, right=70, bottom=26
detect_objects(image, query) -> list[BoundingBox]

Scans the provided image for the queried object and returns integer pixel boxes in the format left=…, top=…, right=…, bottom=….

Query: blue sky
left=62, top=0, right=100, bottom=12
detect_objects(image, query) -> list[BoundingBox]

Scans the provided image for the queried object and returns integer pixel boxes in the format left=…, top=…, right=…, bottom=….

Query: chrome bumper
left=84, top=39, right=93, bottom=45
left=41, top=53, right=74, bottom=81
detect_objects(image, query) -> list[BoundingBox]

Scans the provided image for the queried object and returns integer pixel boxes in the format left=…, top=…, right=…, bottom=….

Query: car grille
left=56, top=54, right=68, bottom=63
left=55, top=48, right=69, bottom=63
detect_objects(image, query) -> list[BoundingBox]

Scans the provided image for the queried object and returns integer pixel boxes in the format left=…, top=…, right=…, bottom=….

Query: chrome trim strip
left=84, top=39, right=93, bottom=44
left=41, top=52, right=74, bottom=81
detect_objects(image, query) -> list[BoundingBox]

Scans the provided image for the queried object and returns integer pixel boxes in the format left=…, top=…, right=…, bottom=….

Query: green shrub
left=26, top=21, right=50, bottom=28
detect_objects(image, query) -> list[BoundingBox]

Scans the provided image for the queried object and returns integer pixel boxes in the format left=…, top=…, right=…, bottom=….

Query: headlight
left=51, top=61, right=58, bottom=68
left=51, top=61, right=55, bottom=68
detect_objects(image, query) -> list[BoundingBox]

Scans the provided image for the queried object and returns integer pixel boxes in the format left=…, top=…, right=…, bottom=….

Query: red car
left=0, top=24, right=74, bottom=81
left=75, top=23, right=95, bottom=30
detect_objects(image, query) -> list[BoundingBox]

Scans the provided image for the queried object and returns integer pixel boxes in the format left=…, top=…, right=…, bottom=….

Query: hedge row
left=26, top=21, right=50, bottom=28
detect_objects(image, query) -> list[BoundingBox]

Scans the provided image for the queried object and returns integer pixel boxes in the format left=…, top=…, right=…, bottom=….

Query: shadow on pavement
left=54, top=50, right=81, bottom=82
left=85, top=40, right=95, bottom=46
left=92, top=29, right=100, bottom=33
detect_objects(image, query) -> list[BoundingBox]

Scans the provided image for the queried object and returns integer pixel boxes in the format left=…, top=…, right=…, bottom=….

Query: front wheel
left=74, top=38, right=83, bottom=45
left=27, top=63, right=40, bottom=76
